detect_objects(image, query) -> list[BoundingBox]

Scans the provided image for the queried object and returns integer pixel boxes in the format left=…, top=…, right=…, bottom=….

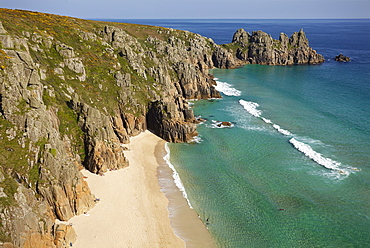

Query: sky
left=0, top=0, right=369, bottom=19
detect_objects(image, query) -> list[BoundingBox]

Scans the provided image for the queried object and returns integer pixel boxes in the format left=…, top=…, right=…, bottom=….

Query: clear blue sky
left=1, top=0, right=369, bottom=19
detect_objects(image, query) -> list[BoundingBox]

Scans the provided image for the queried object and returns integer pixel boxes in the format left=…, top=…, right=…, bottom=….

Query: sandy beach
left=69, top=130, right=215, bottom=247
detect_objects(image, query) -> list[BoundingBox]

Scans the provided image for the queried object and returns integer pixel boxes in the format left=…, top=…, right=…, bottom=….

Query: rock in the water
left=335, top=54, right=350, bottom=62
left=216, top=121, right=233, bottom=128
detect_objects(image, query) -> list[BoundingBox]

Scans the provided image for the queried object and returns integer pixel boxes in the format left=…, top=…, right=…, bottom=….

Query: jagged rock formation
left=0, top=8, right=324, bottom=247
left=231, top=28, right=324, bottom=65
left=335, top=54, right=350, bottom=62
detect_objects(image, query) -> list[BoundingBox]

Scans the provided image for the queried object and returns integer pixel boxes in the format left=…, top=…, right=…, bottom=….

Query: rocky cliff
left=230, top=28, right=324, bottom=65
left=0, top=9, right=324, bottom=247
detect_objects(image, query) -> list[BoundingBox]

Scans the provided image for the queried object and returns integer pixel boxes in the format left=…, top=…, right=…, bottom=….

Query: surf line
left=214, top=80, right=242, bottom=97
left=164, top=143, right=194, bottom=208
left=238, top=99, right=359, bottom=176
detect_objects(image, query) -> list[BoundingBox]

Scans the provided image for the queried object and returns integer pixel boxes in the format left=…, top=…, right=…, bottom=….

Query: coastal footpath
left=0, top=9, right=324, bottom=247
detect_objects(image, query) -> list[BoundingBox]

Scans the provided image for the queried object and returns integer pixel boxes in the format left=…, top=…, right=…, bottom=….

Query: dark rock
left=216, top=121, right=233, bottom=128
left=221, top=121, right=232, bottom=127
left=146, top=101, right=198, bottom=143
left=335, top=54, right=350, bottom=62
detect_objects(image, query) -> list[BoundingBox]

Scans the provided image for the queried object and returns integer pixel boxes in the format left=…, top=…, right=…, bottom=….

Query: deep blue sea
left=108, top=19, right=370, bottom=247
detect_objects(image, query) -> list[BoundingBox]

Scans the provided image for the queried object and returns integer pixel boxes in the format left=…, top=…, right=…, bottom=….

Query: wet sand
left=156, top=142, right=216, bottom=247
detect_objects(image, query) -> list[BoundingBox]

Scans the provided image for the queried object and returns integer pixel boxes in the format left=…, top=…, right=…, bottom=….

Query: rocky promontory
left=229, top=28, right=324, bottom=65
left=0, top=9, right=324, bottom=247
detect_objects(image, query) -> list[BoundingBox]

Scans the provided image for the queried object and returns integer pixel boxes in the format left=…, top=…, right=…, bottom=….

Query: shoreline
left=156, top=142, right=216, bottom=247
left=69, top=130, right=215, bottom=247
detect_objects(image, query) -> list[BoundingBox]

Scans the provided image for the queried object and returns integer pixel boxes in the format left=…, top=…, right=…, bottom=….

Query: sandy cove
left=69, top=130, right=215, bottom=247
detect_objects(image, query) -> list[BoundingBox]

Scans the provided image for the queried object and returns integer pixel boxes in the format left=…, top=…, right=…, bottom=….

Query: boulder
left=335, top=54, right=350, bottom=62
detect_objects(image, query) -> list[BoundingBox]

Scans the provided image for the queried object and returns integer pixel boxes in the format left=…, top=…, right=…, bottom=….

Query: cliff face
left=0, top=9, right=324, bottom=247
left=231, top=28, right=324, bottom=65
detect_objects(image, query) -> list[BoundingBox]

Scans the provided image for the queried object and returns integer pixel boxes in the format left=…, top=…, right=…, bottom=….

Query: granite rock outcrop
left=232, top=28, right=324, bottom=65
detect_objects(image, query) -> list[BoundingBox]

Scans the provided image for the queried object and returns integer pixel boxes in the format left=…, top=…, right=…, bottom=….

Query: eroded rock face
left=232, top=28, right=250, bottom=47
left=0, top=22, right=94, bottom=247
left=146, top=101, right=198, bottom=143
left=233, top=28, right=324, bottom=65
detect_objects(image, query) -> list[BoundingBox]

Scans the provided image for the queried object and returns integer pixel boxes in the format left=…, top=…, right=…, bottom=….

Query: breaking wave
left=272, top=124, right=292, bottom=136
left=239, top=100, right=262, bottom=117
left=164, top=143, right=193, bottom=208
left=289, top=138, right=350, bottom=176
left=215, top=81, right=241, bottom=96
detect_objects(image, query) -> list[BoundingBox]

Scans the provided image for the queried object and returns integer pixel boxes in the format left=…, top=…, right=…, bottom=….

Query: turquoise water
left=164, top=20, right=370, bottom=247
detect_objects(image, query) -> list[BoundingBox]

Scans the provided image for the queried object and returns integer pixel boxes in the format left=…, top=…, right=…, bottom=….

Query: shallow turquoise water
left=170, top=61, right=370, bottom=247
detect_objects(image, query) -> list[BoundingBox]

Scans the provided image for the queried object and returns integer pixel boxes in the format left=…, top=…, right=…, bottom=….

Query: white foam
left=262, top=117, right=272, bottom=124
left=190, top=135, right=203, bottom=143
left=289, top=138, right=350, bottom=176
left=164, top=143, right=193, bottom=208
left=214, top=81, right=241, bottom=96
left=239, top=99, right=262, bottom=117
left=272, top=124, right=293, bottom=136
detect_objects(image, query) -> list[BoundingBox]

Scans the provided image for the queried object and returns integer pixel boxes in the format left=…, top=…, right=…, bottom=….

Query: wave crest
left=215, top=81, right=241, bottom=96
left=289, top=138, right=351, bottom=176
left=164, top=143, right=193, bottom=208
left=239, top=99, right=262, bottom=117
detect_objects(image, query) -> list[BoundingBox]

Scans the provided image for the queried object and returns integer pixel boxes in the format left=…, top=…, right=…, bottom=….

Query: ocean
left=108, top=19, right=370, bottom=247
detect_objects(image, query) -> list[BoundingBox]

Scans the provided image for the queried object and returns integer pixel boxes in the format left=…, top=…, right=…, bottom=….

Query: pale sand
left=70, top=130, right=215, bottom=247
